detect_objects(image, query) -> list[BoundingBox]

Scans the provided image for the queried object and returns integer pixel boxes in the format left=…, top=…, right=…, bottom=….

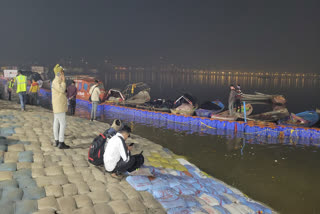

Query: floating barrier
left=70, top=97, right=320, bottom=146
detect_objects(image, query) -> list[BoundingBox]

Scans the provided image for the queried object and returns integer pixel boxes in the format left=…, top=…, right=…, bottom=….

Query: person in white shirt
left=104, top=125, right=135, bottom=179
left=89, top=80, right=101, bottom=121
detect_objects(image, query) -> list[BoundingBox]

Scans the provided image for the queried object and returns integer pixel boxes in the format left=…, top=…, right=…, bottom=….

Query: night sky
left=0, top=0, right=319, bottom=72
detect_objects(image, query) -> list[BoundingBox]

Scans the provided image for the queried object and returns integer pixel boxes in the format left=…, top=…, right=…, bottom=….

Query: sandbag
left=157, top=195, right=186, bottom=210
left=126, top=175, right=152, bottom=191
left=167, top=206, right=206, bottom=214
left=15, top=200, right=38, bottom=214
left=0, top=162, right=17, bottom=171
left=173, top=184, right=197, bottom=196
left=22, top=186, right=46, bottom=200
left=18, top=151, right=33, bottom=162
left=151, top=187, right=176, bottom=199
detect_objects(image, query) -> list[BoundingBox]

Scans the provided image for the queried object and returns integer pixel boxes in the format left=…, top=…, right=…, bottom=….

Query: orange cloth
left=29, top=82, right=39, bottom=93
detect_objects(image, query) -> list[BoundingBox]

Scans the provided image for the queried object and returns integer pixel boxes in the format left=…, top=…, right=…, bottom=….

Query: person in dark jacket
left=228, top=85, right=237, bottom=115
left=67, top=81, right=77, bottom=115
left=235, top=84, right=243, bottom=113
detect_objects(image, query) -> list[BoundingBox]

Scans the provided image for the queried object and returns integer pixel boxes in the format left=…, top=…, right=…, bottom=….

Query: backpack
left=88, top=128, right=117, bottom=166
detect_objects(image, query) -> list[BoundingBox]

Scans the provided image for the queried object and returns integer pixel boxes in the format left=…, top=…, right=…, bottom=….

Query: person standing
left=235, top=84, right=243, bottom=113
left=89, top=80, right=101, bottom=121
left=67, top=80, right=77, bottom=115
left=52, top=64, right=70, bottom=149
left=29, top=79, right=39, bottom=105
left=228, top=84, right=237, bottom=115
left=15, top=70, right=27, bottom=111
left=7, top=78, right=14, bottom=101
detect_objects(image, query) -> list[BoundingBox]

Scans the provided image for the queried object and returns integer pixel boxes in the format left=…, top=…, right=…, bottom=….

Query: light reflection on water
left=100, top=71, right=320, bottom=112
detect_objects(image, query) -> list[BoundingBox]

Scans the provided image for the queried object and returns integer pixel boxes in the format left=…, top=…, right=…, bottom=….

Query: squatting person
left=51, top=64, right=70, bottom=149
left=104, top=125, right=142, bottom=179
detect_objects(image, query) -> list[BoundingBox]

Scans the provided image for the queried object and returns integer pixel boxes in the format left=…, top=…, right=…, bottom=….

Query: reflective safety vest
left=15, top=75, right=27, bottom=93
left=8, top=81, right=14, bottom=89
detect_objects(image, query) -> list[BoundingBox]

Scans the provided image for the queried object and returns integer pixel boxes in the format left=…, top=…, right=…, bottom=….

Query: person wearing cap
left=89, top=80, right=101, bottom=121
left=67, top=80, right=77, bottom=115
left=52, top=64, right=70, bottom=149
left=228, top=84, right=237, bottom=115
left=15, top=70, right=27, bottom=111
left=104, top=125, right=135, bottom=179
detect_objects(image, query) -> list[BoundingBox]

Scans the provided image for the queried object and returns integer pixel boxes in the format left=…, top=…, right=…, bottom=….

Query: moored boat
left=195, top=100, right=224, bottom=118
left=242, top=92, right=286, bottom=104
left=170, top=94, right=197, bottom=116
left=247, top=108, right=289, bottom=122
left=211, top=103, right=253, bottom=121
left=74, top=78, right=106, bottom=101
left=278, top=110, right=319, bottom=127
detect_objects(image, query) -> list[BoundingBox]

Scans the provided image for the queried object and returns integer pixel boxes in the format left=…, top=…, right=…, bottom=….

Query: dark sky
left=0, top=0, right=319, bottom=72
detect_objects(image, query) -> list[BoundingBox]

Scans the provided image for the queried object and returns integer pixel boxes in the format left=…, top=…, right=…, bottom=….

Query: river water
left=98, top=71, right=320, bottom=214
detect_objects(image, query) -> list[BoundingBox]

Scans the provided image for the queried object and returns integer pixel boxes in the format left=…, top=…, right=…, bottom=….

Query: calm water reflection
left=99, top=71, right=320, bottom=113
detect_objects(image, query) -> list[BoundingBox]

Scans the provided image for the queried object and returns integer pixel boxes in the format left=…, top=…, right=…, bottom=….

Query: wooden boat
left=74, top=78, right=106, bottom=101
left=105, top=83, right=151, bottom=106
left=195, top=100, right=225, bottom=118
left=279, top=110, right=319, bottom=127
left=247, top=108, right=289, bottom=122
left=170, top=94, right=197, bottom=116
left=210, top=103, right=253, bottom=121
left=242, top=92, right=286, bottom=104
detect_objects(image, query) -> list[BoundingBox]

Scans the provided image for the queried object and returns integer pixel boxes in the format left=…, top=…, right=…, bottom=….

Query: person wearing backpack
left=104, top=125, right=143, bottom=179
left=89, top=80, right=101, bottom=121
left=88, top=119, right=123, bottom=166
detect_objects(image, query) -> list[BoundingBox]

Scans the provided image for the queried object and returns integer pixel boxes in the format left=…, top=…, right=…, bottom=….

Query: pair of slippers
left=111, top=173, right=125, bottom=181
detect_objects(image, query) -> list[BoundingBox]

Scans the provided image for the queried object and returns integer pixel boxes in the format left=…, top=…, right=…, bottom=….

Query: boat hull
left=279, top=111, right=319, bottom=127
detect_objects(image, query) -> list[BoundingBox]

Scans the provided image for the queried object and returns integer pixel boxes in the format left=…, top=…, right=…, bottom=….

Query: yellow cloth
left=15, top=75, right=27, bottom=93
left=52, top=76, right=67, bottom=114
left=53, top=64, right=63, bottom=75
left=8, top=81, right=14, bottom=89
left=29, top=83, right=39, bottom=93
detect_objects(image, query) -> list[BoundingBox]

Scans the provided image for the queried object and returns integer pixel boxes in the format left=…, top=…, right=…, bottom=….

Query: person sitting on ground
left=29, top=79, right=39, bottom=105
left=104, top=125, right=144, bottom=179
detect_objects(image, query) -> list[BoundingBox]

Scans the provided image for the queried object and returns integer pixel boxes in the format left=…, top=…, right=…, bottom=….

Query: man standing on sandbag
left=104, top=125, right=144, bottom=179
left=51, top=64, right=70, bottom=149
